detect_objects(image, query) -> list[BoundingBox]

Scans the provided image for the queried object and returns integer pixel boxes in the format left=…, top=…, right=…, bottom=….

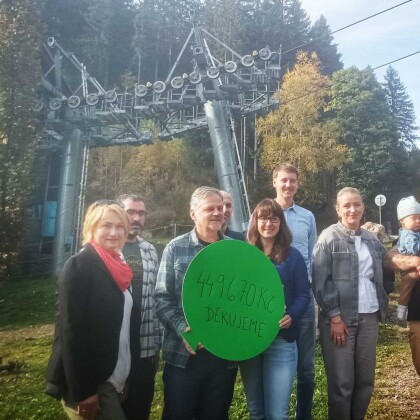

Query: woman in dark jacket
left=240, top=199, right=310, bottom=420
left=45, top=200, right=140, bottom=420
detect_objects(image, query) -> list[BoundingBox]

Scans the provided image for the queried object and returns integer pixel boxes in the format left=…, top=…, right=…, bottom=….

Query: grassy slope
left=1, top=279, right=419, bottom=419
left=0, top=277, right=57, bottom=331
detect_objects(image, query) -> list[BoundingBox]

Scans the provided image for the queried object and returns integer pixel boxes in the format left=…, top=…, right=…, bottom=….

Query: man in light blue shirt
left=273, top=163, right=317, bottom=420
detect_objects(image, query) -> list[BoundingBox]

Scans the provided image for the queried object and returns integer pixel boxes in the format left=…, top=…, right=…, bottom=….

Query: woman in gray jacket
left=312, top=187, right=393, bottom=420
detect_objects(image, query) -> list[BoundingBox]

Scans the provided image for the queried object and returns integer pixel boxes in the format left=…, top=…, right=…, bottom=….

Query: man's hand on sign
left=279, top=314, right=292, bottom=329
left=182, top=327, right=196, bottom=355
left=182, top=327, right=204, bottom=355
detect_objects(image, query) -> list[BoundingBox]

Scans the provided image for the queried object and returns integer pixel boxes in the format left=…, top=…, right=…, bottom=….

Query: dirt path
left=369, top=339, right=420, bottom=419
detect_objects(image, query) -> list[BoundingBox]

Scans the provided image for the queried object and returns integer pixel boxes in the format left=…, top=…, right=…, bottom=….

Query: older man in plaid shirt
left=118, top=194, right=163, bottom=420
left=155, top=186, right=237, bottom=420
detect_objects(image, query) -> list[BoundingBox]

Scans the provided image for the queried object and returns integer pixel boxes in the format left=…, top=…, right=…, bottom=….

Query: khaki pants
left=62, top=382, right=126, bottom=420
left=61, top=400, right=83, bottom=420
left=409, top=321, right=420, bottom=376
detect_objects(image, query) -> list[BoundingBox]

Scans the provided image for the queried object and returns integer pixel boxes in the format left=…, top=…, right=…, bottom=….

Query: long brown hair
left=247, top=199, right=292, bottom=262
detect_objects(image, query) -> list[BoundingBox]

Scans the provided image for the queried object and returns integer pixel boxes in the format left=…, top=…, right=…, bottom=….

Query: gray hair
left=190, top=186, right=222, bottom=210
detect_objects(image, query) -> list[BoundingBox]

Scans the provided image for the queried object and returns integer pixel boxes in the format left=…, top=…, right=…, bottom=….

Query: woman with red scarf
left=45, top=200, right=140, bottom=420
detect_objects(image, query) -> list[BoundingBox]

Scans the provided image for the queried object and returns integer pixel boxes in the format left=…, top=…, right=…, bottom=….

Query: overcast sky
left=300, top=0, right=420, bottom=141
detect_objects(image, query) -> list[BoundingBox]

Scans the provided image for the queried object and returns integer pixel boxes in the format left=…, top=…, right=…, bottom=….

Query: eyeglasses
left=258, top=216, right=280, bottom=224
left=126, top=209, right=148, bottom=217
left=92, top=200, right=125, bottom=208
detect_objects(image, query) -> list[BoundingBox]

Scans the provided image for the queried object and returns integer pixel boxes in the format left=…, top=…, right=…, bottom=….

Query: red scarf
left=90, top=240, right=132, bottom=292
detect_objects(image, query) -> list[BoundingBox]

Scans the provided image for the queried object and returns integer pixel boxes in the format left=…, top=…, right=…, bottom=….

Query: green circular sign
left=182, top=240, right=284, bottom=361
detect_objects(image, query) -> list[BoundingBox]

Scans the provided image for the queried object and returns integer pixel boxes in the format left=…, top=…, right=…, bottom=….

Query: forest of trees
left=0, top=0, right=419, bottom=277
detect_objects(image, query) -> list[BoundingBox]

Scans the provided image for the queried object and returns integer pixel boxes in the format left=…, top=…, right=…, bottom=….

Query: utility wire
left=12, top=2, right=416, bottom=277
left=373, top=50, right=420, bottom=69
left=281, top=0, right=413, bottom=56
left=275, top=48, right=420, bottom=107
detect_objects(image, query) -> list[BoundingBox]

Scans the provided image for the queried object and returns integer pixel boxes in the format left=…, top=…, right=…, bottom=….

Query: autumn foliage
left=259, top=51, right=349, bottom=176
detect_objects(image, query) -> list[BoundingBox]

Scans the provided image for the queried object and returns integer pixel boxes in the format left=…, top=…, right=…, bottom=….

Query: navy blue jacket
left=274, top=247, right=310, bottom=342
left=225, top=228, right=245, bottom=241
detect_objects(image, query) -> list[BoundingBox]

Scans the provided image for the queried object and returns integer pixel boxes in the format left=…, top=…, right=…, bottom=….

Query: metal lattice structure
left=34, top=17, right=282, bottom=272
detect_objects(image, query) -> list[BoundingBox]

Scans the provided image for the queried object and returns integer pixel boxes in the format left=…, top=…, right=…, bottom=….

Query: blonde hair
left=336, top=187, right=363, bottom=205
left=82, top=202, right=130, bottom=248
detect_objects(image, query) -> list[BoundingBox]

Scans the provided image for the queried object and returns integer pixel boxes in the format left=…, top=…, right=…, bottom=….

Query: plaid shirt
left=123, top=237, right=163, bottom=358
left=155, top=229, right=230, bottom=368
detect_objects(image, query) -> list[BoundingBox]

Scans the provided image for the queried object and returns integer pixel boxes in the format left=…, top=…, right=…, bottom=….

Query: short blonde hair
left=82, top=202, right=130, bottom=248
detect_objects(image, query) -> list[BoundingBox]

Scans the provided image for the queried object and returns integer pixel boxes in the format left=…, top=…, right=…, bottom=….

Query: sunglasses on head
left=92, top=200, right=125, bottom=209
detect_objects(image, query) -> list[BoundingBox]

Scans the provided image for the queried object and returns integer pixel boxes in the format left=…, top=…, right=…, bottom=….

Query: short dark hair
left=272, top=163, right=299, bottom=180
left=117, top=193, right=145, bottom=204
left=247, top=198, right=292, bottom=262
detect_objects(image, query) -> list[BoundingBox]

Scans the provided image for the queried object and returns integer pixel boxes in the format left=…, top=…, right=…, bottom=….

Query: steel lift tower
left=36, top=13, right=281, bottom=272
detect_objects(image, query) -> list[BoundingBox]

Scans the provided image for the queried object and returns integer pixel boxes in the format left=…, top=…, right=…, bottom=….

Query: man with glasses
left=273, top=164, right=317, bottom=420
left=118, top=194, right=162, bottom=420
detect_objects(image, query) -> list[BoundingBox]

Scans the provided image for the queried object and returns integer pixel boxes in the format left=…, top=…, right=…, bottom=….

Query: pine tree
left=308, top=15, right=342, bottom=76
left=204, top=0, right=242, bottom=59
left=330, top=66, right=401, bottom=217
left=43, top=0, right=136, bottom=88
left=281, top=0, right=311, bottom=72
left=237, top=0, right=310, bottom=71
left=133, top=0, right=202, bottom=83
left=382, top=66, right=418, bottom=150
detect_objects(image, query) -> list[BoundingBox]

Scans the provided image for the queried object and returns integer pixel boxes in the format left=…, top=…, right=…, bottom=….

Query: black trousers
left=162, top=350, right=237, bottom=420
left=122, top=355, right=157, bottom=420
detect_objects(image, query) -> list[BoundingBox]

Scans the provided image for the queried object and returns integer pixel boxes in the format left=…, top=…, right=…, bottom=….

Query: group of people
left=44, top=162, right=420, bottom=420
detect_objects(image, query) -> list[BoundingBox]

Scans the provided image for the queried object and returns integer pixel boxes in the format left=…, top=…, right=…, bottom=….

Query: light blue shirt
left=354, top=236, right=378, bottom=313
left=282, top=203, right=317, bottom=281
left=397, top=228, right=420, bottom=255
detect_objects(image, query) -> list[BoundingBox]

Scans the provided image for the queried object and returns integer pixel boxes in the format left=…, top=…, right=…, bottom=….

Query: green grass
left=0, top=277, right=417, bottom=419
left=0, top=277, right=56, bottom=331
left=0, top=335, right=65, bottom=420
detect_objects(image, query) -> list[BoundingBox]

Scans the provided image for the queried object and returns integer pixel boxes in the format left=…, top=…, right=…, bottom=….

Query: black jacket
left=45, top=244, right=140, bottom=404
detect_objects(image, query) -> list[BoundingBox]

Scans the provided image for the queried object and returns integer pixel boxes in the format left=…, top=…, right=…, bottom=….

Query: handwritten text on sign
left=182, top=241, right=284, bottom=361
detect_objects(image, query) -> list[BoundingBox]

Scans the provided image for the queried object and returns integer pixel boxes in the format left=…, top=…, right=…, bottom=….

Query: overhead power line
left=282, top=0, right=413, bottom=56
left=373, top=50, right=420, bottom=69
left=277, top=48, right=420, bottom=106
